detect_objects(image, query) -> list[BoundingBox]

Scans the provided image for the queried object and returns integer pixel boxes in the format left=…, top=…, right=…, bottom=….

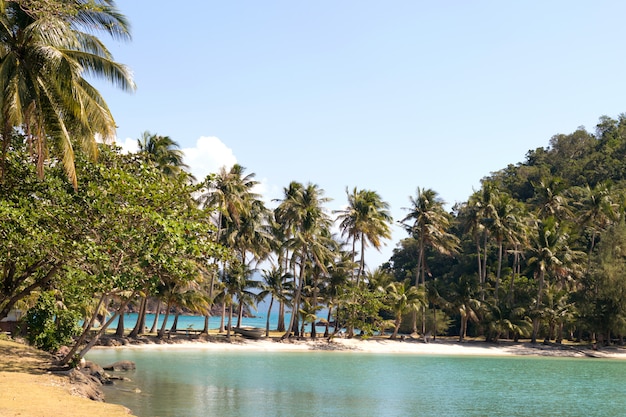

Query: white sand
left=93, top=336, right=626, bottom=359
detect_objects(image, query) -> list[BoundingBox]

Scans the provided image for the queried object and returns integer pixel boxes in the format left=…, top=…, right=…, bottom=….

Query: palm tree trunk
left=203, top=314, right=210, bottom=334
left=420, top=243, right=426, bottom=336
left=459, top=314, right=467, bottom=342
left=356, top=233, right=365, bottom=285
left=226, top=302, right=233, bottom=339
left=496, top=240, right=503, bottom=301
left=432, top=307, right=437, bottom=341
left=219, top=303, right=225, bottom=333
left=115, top=310, right=125, bottom=336
left=158, top=300, right=172, bottom=338
left=60, top=295, right=134, bottom=366
left=277, top=300, right=285, bottom=332
left=508, top=244, right=519, bottom=306
left=129, top=296, right=147, bottom=338
left=324, top=305, right=332, bottom=338
left=481, top=231, right=488, bottom=301
left=265, top=297, right=274, bottom=337
left=149, top=299, right=161, bottom=333
left=391, top=316, right=401, bottom=339
left=170, top=311, right=180, bottom=332
left=236, top=302, right=244, bottom=328
left=282, top=258, right=305, bottom=339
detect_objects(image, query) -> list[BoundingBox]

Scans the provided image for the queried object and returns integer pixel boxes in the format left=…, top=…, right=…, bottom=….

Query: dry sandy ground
left=0, top=339, right=134, bottom=417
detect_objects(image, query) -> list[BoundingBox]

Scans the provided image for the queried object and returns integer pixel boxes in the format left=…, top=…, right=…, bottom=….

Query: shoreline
left=90, top=335, right=626, bottom=359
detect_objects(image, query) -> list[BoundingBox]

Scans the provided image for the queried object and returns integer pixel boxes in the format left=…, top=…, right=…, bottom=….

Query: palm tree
left=0, top=1, right=135, bottom=188
left=527, top=216, right=580, bottom=343
left=137, top=131, right=189, bottom=178
left=386, top=279, right=424, bottom=339
left=400, top=187, right=459, bottom=335
left=451, top=275, right=482, bottom=342
left=272, top=181, right=304, bottom=331
left=335, top=187, right=392, bottom=284
left=464, top=183, right=499, bottom=301
left=574, top=182, right=619, bottom=273
left=201, top=164, right=259, bottom=334
left=491, top=192, right=527, bottom=301
left=258, top=267, right=293, bottom=337
left=532, top=177, right=573, bottom=223
left=279, top=182, right=334, bottom=339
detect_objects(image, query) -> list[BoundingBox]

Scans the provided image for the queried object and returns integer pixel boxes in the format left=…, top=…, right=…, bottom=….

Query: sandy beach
left=92, top=335, right=626, bottom=359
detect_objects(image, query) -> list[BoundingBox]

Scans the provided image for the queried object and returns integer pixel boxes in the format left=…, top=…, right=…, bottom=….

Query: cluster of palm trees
left=418, top=177, right=624, bottom=343
left=198, top=166, right=405, bottom=339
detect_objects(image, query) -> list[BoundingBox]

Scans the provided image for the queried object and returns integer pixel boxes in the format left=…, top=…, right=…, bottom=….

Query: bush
left=25, top=291, right=80, bottom=352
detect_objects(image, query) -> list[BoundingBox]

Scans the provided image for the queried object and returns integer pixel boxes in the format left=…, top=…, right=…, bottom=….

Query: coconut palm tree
left=0, top=0, right=135, bottom=188
left=137, top=131, right=189, bottom=179
left=279, top=182, right=333, bottom=339
left=273, top=181, right=304, bottom=331
left=464, top=183, right=499, bottom=301
left=335, top=187, right=392, bottom=284
left=200, top=164, right=259, bottom=334
left=574, top=182, right=619, bottom=273
left=527, top=216, right=580, bottom=343
left=258, top=267, right=293, bottom=337
left=386, top=279, right=424, bottom=339
left=451, top=275, right=482, bottom=342
left=400, top=187, right=459, bottom=335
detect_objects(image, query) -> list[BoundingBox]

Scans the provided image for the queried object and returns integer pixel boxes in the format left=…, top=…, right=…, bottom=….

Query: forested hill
left=488, top=114, right=626, bottom=203
left=386, top=113, right=626, bottom=344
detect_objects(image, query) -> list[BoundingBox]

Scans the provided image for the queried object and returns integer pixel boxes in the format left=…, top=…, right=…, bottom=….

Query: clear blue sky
left=96, top=1, right=626, bottom=269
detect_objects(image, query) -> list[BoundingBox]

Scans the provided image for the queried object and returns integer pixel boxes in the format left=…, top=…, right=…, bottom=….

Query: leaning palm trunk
left=391, top=316, right=402, bottom=339
left=60, top=294, right=107, bottom=365
left=158, top=300, right=173, bottom=338
left=129, top=296, right=148, bottom=338
left=170, top=312, right=180, bottom=332
left=149, top=299, right=161, bottom=333
left=282, top=260, right=305, bottom=339
left=60, top=294, right=134, bottom=366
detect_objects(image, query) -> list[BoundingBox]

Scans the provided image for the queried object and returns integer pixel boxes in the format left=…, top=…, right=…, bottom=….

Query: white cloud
left=115, top=137, right=139, bottom=154
left=182, top=136, right=237, bottom=182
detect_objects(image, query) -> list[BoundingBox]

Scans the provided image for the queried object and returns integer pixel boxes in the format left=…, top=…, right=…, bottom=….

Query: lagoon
left=86, top=348, right=626, bottom=417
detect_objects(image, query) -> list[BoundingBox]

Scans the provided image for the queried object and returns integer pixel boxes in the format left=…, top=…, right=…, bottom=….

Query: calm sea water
left=86, top=347, right=626, bottom=417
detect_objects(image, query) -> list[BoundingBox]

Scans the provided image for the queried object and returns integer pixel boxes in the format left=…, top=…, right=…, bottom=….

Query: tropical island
left=3, top=0, right=626, bottom=416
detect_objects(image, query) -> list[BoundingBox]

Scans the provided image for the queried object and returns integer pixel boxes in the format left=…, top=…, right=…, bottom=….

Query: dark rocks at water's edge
left=103, top=360, right=136, bottom=372
left=52, top=346, right=138, bottom=402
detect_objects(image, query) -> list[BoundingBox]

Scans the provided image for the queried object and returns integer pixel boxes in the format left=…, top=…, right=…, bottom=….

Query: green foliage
left=335, top=285, right=386, bottom=338
left=25, top=291, right=80, bottom=352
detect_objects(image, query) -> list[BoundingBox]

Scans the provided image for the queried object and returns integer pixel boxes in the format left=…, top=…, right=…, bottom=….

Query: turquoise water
left=86, top=348, right=626, bottom=417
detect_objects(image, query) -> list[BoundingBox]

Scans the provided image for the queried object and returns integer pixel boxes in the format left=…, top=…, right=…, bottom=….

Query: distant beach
left=92, top=334, right=626, bottom=359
